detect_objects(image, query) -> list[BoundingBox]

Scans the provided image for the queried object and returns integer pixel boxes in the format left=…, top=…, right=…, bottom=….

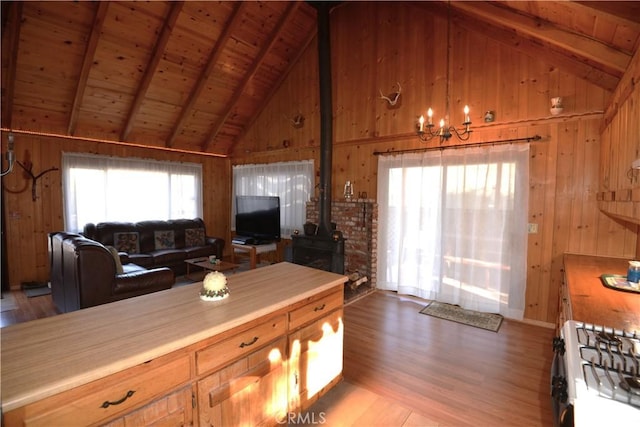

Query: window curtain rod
left=373, top=135, right=542, bottom=156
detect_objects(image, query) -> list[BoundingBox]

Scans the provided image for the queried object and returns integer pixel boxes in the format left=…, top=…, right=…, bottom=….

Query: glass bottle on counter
left=627, top=260, right=640, bottom=284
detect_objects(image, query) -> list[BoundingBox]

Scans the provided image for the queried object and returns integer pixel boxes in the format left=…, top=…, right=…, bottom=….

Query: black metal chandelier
left=416, top=2, right=472, bottom=143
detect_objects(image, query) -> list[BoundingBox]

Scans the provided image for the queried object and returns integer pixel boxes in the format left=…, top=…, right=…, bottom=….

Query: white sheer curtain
left=377, top=144, right=529, bottom=319
left=62, top=153, right=203, bottom=232
left=232, top=160, right=314, bottom=237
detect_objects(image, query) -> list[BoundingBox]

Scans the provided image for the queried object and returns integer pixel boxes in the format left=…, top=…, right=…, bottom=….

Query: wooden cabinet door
left=197, top=337, right=288, bottom=426
left=288, top=308, right=343, bottom=412
left=102, top=386, right=193, bottom=427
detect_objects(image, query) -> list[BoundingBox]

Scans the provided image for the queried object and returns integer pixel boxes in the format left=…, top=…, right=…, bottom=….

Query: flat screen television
left=235, top=195, right=281, bottom=243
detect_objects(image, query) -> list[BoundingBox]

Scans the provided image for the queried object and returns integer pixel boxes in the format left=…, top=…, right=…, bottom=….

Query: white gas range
left=552, top=320, right=640, bottom=426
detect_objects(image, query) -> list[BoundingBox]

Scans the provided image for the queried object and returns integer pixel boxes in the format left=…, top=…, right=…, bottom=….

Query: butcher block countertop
left=564, top=254, right=640, bottom=332
left=0, top=262, right=347, bottom=412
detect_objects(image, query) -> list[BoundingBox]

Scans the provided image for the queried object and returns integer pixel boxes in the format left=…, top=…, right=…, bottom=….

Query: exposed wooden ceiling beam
left=419, top=2, right=620, bottom=92
left=230, top=26, right=318, bottom=156
left=203, top=1, right=302, bottom=152
left=452, top=1, right=630, bottom=77
left=575, top=1, right=640, bottom=26
left=67, top=1, right=109, bottom=136
left=120, top=1, right=183, bottom=141
left=1, top=1, right=22, bottom=129
left=165, top=2, right=246, bottom=148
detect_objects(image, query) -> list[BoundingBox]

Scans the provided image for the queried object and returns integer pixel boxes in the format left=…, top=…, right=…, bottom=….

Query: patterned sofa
left=83, top=218, right=225, bottom=276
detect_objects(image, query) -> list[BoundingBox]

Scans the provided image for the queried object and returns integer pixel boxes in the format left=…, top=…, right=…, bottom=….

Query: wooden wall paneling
left=331, top=3, right=377, bottom=142
left=568, top=122, right=585, bottom=254
left=480, top=39, right=500, bottom=120
left=239, top=38, right=319, bottom=155
left=516, top=54, right=532, bottom=119
left=552, top=124, right=574, bottom=252
left=581, top=120, right=601, bottom=255
left=525, top=125, right=550, bottom=321
left=374, top=3, right=422, bottom=138
left=34, top=137, right=60, bottom=282
left=466, top=35, right=487, bottom=124
left=535, top=124, right=561, bottom=323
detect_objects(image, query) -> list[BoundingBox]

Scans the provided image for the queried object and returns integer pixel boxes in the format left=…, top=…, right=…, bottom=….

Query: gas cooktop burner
left=571, top=323, right=640, bottom=408
left=556, top=321, right=640, bottom=426
left=621, top=377, right=640, bottom=395
left=597, top=330, right=622, bottom=346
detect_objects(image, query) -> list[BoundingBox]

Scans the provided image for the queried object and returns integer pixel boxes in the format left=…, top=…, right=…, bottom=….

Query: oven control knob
left=552, top=337, right=565, bottom=355
left=551, top=376, right=568, bottom=403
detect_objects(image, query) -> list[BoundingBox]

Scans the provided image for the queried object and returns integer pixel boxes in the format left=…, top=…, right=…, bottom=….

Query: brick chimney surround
left=304, top=198, right=378, bottom=301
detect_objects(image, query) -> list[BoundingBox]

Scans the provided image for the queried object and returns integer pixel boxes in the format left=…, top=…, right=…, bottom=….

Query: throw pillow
left=106, top=246, right=124, bottom=275
left=154, top=230, right=175, bottom=250
left=113, top=232, right=140, bottom=254
left=185, top=228, right=205, bottom=247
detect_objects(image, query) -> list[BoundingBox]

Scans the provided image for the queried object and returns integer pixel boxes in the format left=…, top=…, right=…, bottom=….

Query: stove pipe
left=315, top=2, right=333, bottom=238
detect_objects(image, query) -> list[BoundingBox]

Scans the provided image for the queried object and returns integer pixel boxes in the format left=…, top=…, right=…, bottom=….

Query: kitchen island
left=1, top=262, right=347, bottom=426
left=562, top=253, right=640, bottom=331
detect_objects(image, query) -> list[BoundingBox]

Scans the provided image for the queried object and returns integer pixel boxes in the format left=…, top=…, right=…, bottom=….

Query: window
left=232, top=160, right=314, bottom=237
left=377, top=144, right=529, bottom=319
left=62, top=153, right=203, bottom=232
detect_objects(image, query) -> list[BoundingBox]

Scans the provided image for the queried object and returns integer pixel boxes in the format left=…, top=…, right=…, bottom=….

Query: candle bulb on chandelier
left=427, top=108, right=433, bottom=125
left=464, top=105, right=470, bottom=124
left=418, top=115, right=425, bottom=132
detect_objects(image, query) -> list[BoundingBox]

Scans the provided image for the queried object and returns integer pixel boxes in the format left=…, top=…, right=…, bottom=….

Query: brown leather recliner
left=49, top=232, right=175, bottom=313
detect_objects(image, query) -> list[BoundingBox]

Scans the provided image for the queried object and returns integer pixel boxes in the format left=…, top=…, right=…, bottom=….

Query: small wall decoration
left=379, top=82, right=402, bottom=107
left=284, top=113, right=305, bottom=129
left=16, top=159, right=59, bottom=201
left=550, top=97, right=564, bottom=115
left=484, top=111, right=495, bottom=122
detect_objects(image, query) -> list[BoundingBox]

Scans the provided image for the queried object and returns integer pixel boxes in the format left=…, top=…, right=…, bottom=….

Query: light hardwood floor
left=1, top=289, right=555, bottom=426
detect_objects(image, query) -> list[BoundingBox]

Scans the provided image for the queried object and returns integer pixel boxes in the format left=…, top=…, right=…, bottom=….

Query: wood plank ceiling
left=1, top=1, right=639, bottom=157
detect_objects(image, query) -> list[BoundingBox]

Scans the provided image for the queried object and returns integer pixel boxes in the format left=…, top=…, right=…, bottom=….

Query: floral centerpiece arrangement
left=200, top=271, right=229, bottom=301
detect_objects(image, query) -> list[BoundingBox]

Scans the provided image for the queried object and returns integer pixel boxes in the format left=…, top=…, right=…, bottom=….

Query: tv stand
left=231, top=242, right=278, bottom=269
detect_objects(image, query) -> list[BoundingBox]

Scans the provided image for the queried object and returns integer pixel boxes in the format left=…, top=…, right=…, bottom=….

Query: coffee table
left=184, top=257, right=240, bottom=281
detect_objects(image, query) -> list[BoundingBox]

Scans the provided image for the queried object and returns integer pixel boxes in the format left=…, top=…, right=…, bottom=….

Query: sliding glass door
left=377, top=144, right=529, bottom=319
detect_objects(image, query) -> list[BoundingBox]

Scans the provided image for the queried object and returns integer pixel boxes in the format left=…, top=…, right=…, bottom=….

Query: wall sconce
left=1, top=132, right=16, bottom=177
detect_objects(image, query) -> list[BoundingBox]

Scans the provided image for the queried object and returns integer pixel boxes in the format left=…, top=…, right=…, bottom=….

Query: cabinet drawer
left=5, top=354, right=191, bottom=427
left=289, top=288, right=343, bottom=331
left=198, top=338, right=288, bottom=427
left=196, top=314, right=287, bottom=375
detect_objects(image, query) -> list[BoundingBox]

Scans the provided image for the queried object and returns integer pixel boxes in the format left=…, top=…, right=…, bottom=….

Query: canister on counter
left=627, top=260, right=640, bottom=284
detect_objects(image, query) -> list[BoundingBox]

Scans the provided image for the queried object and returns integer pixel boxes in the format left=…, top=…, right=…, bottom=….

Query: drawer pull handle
left=240, top=336, right=259, bottom=348
left=314, top=303, right=326, bottom=312
left=100, top=390, right=135, bottom=409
